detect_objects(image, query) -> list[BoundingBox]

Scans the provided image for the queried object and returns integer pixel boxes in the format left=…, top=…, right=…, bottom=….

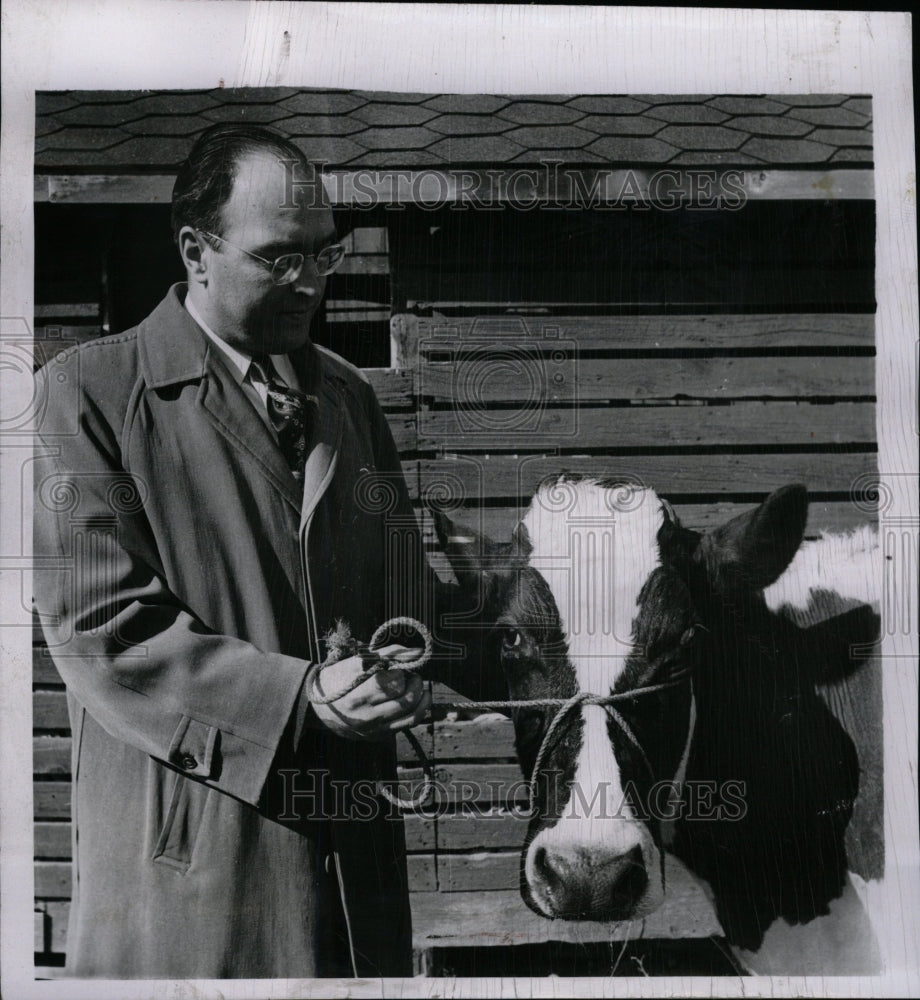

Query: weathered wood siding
left=33, top=189, right=878, bottom=966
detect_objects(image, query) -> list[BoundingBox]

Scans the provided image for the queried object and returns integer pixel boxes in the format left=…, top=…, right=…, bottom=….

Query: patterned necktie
left=249, top=354, right=316, bottom=483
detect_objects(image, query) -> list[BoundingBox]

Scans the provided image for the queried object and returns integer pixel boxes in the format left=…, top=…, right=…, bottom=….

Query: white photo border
left=1, top=3, right=916, bottom=998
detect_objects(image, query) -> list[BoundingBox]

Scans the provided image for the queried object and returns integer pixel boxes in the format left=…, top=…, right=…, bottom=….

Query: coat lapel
left=197, top=365, right=303, bottom=511
left=292, top=342, right=344, bottom=532
left=137, top=285, right=326, bottom=515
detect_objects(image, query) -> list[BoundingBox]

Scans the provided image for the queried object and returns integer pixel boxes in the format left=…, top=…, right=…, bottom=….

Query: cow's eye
left=680, top=625, right=698, bottom=647
left=680, top=623, right=707, bottom=647
left=501, top=628, right=523, bottom=652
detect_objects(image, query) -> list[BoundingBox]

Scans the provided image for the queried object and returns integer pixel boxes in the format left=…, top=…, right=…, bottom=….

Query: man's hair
left=170, top=123, right=312, bottom=244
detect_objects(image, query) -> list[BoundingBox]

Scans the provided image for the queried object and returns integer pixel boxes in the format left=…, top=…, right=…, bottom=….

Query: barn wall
left=32, top=88, right=879, bottom=971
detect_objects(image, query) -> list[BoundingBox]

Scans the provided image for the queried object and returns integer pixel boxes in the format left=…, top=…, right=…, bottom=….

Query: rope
left=306, top=616, right=688, bottom=819
left=306, top=616, right=436, bottom=809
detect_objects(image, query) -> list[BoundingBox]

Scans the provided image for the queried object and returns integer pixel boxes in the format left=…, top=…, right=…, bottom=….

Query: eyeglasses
left=197, top=230, right=347, bottom=284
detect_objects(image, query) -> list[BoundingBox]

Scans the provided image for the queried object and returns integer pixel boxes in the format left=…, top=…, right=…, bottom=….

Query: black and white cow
left=434, top=476, right=880, bottom=971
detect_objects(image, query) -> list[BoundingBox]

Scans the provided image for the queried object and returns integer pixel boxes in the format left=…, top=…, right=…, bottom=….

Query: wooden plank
left=344, top=228, right=388, bottom=255
left=438, top=851, right=519, bottom=892
left=398, top=270, right=873, bottom=313
left=35, top=861, right=72, bottom=898
left=35, top=911, right=46, bottom=953
left=420, top=499, right=877, bottom=546
left=406, top=854, right=437, bottom=892
left=33, top=304, right=100, bottom=320
left=34, top=782, right=71, bottom=820
left=326, top=310, right=390, bottom=324
left=418, top=452, right=878, bottom=501
left=409, top=855, right=721, bottom=948
left=35, top=822, right=72, bottom=860
left=32, top=691, right=70, bottom=729
left=325, top=168, right=873, bottom=208
left=365, top=368, right=415, bottom=409
left=33, top=691, right=70, bottom=731
left=394, top=314, right=876, bottom=367
left=433, top=718, right=516, bottom=760
left=45, top=901, right=70, bottom=953
left=33, top=647, right=63, bottom=684
left=404, top=815, right=437, bottom=853
left=37, top=174, right=175, bottom=204
left=437, top=812, right=528, bottom=852
left=389, top=764, right=526, bottom=806
left=383, top=412, right=416, bottom=453
left=337, top=256, right=389, bottom=276
left=419, top=402, right=876, bottom=450
left=37, top=170, right=873, bottom=207
left=418, top=357, right=874, bottom=405
left=395, top=726, right=434, bottom=762
left=33, top=737, right=71, bottom=776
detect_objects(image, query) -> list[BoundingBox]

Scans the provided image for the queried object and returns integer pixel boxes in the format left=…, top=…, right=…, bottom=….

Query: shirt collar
left=185, top=293, right=300, bottom=390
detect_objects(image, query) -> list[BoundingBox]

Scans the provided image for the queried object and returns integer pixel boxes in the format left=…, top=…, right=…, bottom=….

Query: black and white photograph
left=1, top=4, right=917, bottom=998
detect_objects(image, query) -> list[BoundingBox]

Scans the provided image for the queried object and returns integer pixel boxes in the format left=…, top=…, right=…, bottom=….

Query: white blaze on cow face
left=520, top=480, right=666, bottom=918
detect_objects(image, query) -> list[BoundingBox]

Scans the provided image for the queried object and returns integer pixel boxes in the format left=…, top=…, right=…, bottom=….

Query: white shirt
left=185, top=294, right=303, bottom=433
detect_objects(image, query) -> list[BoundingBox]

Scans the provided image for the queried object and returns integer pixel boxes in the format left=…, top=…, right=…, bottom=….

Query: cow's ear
left=432, top=510, right=496, bottom=587
left=699, top=484, right=808, bottom=589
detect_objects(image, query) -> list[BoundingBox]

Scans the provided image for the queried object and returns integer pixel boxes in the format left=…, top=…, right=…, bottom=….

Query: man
left=33, top=123, right=431, bottom=979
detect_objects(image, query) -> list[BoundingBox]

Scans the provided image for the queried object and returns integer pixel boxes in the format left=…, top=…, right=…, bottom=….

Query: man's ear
left=697, top=484, right=809, bottom=590
left=178, top=226, right=208, bottom=283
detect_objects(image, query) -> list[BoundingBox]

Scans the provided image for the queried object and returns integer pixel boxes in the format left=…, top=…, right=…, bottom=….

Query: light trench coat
left=33, top=285, right=417, bottom=978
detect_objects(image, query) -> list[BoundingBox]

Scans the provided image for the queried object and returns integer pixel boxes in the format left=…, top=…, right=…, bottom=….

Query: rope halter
left=307, top=616, right=691, bottom=817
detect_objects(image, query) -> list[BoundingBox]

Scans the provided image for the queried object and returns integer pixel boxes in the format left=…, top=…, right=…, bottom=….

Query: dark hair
left=170, top=123, right=313, bottom=243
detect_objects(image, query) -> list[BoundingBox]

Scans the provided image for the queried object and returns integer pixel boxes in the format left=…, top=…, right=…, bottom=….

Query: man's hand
left=309, top=645, right=432, bottom=741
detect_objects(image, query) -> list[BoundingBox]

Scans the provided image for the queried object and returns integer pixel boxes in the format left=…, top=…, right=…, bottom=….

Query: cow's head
left=434, top=477, right=852, bottom=927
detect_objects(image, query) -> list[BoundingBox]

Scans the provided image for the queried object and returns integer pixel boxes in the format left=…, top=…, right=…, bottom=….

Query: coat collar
left=137, top=284, right=342, bottom=517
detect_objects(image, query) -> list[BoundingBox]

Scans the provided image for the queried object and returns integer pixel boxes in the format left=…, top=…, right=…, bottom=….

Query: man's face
left=200, top=149, right=337, bottom=354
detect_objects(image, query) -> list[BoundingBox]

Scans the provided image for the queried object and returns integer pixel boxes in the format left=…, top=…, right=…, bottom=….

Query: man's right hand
left=308, top=647, right=432, bottom=741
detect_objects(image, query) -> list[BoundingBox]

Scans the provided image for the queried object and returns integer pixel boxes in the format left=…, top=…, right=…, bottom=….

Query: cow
left=432, top=476, right=881, bottom=973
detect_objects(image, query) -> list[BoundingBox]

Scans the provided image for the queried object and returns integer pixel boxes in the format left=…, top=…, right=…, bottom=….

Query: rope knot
left=308, top=617, right=435, bottom=810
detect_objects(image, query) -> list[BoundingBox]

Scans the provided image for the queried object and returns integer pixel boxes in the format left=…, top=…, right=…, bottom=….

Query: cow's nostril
left=608, top=845, right=648, bottom=907
left=532, top=845, right=567, bottom=894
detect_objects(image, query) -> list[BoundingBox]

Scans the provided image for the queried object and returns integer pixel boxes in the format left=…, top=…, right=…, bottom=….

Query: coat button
left=180, top=754, right=198, bottom=771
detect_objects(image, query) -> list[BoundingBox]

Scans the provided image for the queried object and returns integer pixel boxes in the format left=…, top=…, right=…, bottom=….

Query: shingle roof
left=35, top=90, right=872, bottom=171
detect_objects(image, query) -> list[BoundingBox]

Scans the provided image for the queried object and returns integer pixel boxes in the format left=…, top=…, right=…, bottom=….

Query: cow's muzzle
left=525, top=842, right=654, bottom=921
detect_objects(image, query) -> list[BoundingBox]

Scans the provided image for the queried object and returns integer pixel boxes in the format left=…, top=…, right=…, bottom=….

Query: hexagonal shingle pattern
left=566, top=96, right=650, bottom=114
left=645, top=104, right=729, bottom=124
left=656, top=126, right=747, bottom=151
left=707, top=97, right=791, bottom=116
left=496, top=102, right=585, bottom=126
left=586, top=136, right=680, bottom=162
left=34, top=90, right=873, bottom=171
left=350, top=103, right=439, bottom=127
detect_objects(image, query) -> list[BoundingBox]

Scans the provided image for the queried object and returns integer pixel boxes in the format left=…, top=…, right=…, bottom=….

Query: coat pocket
left=151, top=769, right=210, bottom=874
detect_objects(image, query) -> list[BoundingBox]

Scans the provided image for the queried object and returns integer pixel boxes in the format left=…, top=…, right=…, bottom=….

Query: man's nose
left=291, top=269, right=325, bottom=296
